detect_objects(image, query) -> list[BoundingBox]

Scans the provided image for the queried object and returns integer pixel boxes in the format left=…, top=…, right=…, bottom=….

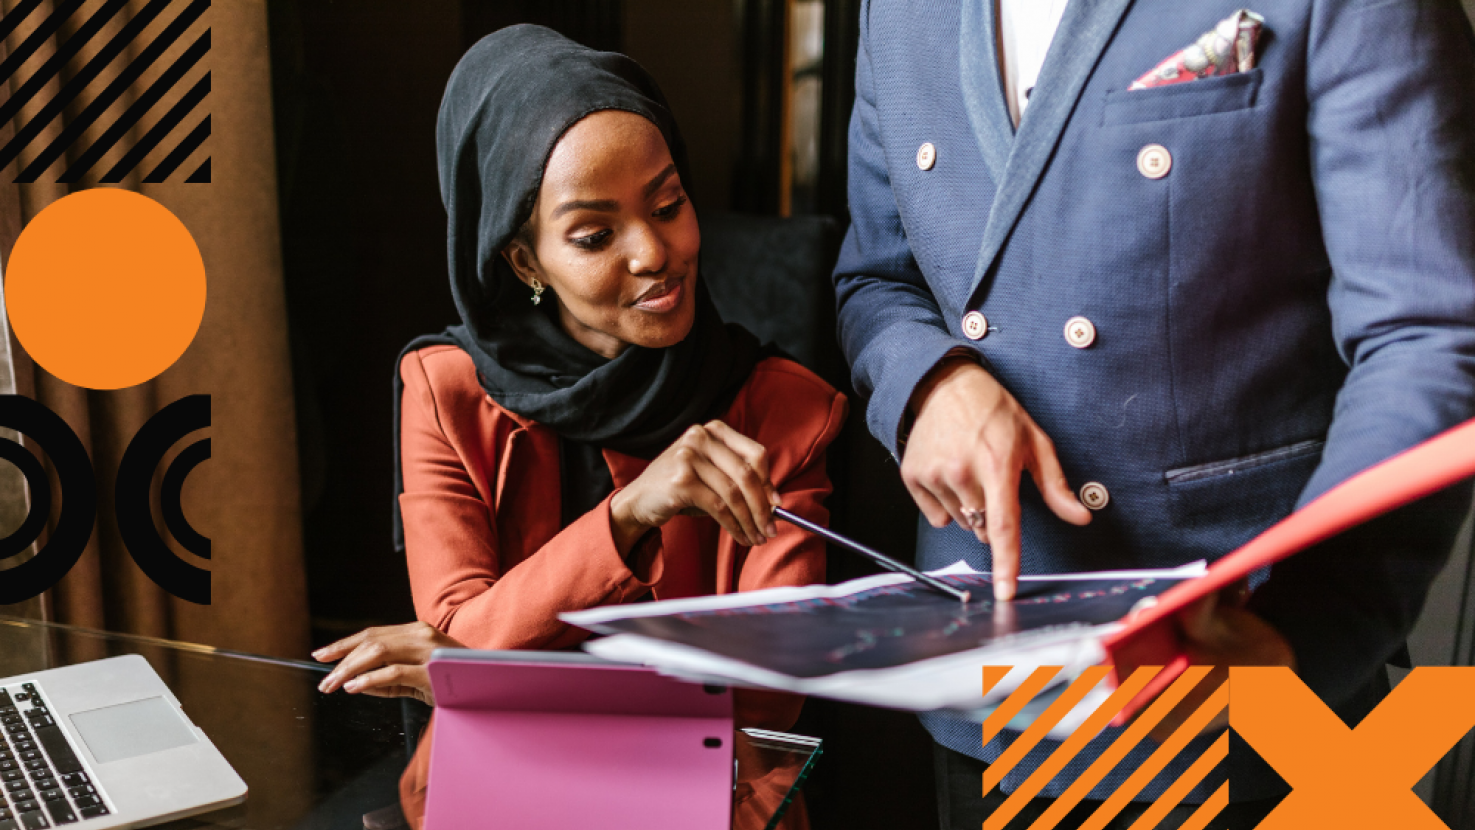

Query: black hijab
left=393, top=25, right=760, bottom=553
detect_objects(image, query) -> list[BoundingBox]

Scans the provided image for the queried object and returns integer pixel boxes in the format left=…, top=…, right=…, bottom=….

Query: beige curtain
left=0, top=0, right=308, bottom=660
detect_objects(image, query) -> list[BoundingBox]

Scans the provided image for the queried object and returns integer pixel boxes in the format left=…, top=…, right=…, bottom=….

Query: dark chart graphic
left=586, top=575, right=1193, bottom=679
left=0, top=0, right=211, bottom=183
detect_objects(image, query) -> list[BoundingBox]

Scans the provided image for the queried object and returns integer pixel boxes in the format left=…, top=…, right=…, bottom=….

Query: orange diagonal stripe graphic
left=1176, top=783, right=1229, bottom=830
left=983, top=666, right=1112, bottom=799
left=986, top=666, right=1157, bottom=829
left=984, top=666, right=1014, bottom=698
left=1076, top=683, right=1228, bottom=830
left=1123, top=733, right=1228, bottom=830
left=1028, top=666, right=1215, bottom=830
left=982, top=666, right=1063, bottom=750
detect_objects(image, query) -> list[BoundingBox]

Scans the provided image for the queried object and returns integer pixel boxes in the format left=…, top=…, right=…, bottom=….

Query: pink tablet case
left=424, top=652, right=735, bottom=829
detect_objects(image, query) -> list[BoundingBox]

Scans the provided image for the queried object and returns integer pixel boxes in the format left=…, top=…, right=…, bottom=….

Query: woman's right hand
left=610, top=420, right=779, bottom=552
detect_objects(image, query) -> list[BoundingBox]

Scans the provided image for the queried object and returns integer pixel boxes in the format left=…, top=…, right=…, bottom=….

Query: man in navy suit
left=833, top=0, right=1475, bottom=826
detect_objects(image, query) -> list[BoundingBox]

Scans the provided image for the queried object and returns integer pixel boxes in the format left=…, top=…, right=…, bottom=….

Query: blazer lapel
left=966, top=0, right=1136, bottom=302
left=959, top=0, right=1013, bottom=181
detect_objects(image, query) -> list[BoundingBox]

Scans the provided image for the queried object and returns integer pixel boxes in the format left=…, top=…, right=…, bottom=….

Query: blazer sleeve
left=398, top=351, right=664, bottom=651
left=1249, top=0, right=1475, bottom=710
left=832, top=0, right=981, bottom=457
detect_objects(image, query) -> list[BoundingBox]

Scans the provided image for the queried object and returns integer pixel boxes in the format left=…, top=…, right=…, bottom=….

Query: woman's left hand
left=312, top=622, right=464, bottom=706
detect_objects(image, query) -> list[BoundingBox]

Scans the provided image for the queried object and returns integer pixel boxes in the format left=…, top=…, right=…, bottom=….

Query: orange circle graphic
left=5, top=189, right=206, bottom=390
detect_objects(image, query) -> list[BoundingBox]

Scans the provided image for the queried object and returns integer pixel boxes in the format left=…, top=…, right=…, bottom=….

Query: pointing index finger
left=980, top=457, right=1023, bottom=602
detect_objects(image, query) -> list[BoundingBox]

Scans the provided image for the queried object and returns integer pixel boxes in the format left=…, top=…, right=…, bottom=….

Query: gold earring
left=530, top=278, right=544, bottom=306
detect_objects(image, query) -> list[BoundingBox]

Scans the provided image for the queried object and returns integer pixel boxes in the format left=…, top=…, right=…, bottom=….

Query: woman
left=312, top=25, right=846, bottom=827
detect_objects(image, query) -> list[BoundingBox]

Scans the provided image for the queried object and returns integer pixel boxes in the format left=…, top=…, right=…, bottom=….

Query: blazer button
left=1079, top=482, right=1110, bottom=511
left=1064, top=316, right=1096, bottom=349
left=917, top=142, right=937, bottom=171
left=1137, top=144, right=1172, bottom=179
left=962, top=310, right=989, bottom=340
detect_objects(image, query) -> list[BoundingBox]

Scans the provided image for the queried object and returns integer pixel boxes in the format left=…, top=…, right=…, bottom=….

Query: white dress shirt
left=997, top=0, right=1070, bottom=127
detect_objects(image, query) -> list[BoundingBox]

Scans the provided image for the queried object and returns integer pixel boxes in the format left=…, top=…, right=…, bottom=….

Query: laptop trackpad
left=70, top=696, right=199, bottom=764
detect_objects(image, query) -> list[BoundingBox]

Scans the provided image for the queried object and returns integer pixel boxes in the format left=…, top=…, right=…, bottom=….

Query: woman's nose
left=626, top=222, right=667, bottom=275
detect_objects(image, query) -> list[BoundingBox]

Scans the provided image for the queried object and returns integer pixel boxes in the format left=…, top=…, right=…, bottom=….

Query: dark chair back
left=699, top=212, right=847, bottom=390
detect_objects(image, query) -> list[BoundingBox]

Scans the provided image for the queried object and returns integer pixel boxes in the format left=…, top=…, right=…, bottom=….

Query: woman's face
left=502, top=110, right=700, bottom=360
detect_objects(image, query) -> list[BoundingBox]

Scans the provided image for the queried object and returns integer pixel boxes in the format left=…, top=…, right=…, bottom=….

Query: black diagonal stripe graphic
left=0, top=0, right=205, bottom=176
left=100, top=72, right=208, bottom=183
left=141, top=114, right=207, bottom=183
left=56, top=31, right=209, bottom=183
left=13, top=0, right=207, bottom=181
left=0, top=0, right=84, bottom=82
left=0, top=0, right=46, bottom=45
left=0, top=0, right=130, bottom=133
left=184, top=157, right=208, bottom=183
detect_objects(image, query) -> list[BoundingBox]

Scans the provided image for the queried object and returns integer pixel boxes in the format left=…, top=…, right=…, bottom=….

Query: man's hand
left=1133, top=583, right=1297, bottom=744
left=903, top=358, right=1091, bottom=600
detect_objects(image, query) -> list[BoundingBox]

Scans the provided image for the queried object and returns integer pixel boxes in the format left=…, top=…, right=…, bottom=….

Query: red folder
left=1102, top=418, right=1475, bottom=725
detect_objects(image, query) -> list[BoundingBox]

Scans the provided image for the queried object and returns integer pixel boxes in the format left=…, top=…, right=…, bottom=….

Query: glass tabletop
left=0, top=616, right=819, bottom=830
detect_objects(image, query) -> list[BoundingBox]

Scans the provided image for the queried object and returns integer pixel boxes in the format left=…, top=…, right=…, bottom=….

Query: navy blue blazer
left=834, top=0, right=1475, bottom=801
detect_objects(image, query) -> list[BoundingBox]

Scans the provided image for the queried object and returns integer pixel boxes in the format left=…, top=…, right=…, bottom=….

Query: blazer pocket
left=1165, top=438, right=1324, bottom=529
left=1102, top=68, right=1263, bottom=126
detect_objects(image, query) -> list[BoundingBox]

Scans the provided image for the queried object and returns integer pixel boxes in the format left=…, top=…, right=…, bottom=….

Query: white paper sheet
left=561, top=560, right=1206, bottom=735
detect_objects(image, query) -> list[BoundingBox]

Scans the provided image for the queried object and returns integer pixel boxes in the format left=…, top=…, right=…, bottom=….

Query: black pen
left=773, top=507, right=972, bottom=604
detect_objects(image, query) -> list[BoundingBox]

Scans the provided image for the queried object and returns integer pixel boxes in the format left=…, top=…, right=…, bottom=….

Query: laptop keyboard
left=0, top=683, right=111, bottom=828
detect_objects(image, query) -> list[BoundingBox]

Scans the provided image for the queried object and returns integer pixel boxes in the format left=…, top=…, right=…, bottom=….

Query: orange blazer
left=397, top=345, right=846, bottom=824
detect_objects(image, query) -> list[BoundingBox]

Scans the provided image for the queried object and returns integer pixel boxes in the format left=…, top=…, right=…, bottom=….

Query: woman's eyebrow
left=643, top=164, right=678, bottom=199
left=552, top=198, right=618, bottom=219
left=550, top=165, right=678, bottom=219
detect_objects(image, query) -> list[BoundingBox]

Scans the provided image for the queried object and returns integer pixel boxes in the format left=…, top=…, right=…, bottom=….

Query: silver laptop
left=0, top=655, right=245, bottom=828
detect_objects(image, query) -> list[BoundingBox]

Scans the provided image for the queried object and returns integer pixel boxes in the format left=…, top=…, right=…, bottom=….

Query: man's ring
left=961, top=507, right=986, bottom=529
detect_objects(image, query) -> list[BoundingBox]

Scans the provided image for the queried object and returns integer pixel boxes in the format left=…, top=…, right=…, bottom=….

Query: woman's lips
left=633, top=278, right=684, bottom=312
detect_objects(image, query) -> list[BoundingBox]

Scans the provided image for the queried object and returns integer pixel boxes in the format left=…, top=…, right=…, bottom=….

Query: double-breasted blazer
left=833, top=0, right=1475, bottom=801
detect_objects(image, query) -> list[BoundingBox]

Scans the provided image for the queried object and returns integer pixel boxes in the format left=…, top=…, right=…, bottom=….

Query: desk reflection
left=0, top=617, right=817, bottom=829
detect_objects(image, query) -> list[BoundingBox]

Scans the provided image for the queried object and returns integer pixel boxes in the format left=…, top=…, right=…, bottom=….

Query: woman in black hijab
left=312, top=25, right=846, bottom=818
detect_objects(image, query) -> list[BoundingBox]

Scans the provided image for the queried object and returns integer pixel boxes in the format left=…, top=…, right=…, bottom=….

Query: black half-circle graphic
left=161, top=437, right=210, bottom=559
left=116, top=395, right=210, bottom=605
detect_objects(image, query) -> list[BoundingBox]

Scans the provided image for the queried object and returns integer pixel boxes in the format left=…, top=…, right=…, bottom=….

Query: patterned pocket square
left=1130, top=9, right=1265, bottom=90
